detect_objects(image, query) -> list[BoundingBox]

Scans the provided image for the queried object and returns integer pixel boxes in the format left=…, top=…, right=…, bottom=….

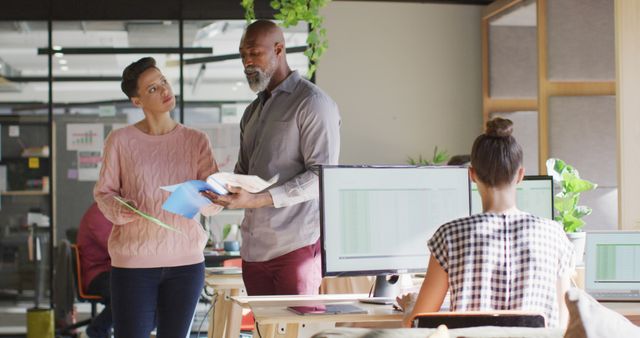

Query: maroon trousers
left=242, top=240, right=321, bottom=295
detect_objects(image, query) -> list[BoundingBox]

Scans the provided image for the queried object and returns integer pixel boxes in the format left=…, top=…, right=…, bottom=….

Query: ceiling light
left=236, top=82, right=243, bottom=87
left=54, top=52, right=64, bottom=58
left=59, top=59, right=67, bottom=65
left=53, top=45, right=62, bottom=51
left=60, top=66, right=69, bottom=71
left=231, top=86, right=238, bottom=91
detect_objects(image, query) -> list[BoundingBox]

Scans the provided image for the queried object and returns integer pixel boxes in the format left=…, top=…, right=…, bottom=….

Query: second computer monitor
left=470, top=175, right=554, bottom=219
left=319, top=165, right=471, bottom=277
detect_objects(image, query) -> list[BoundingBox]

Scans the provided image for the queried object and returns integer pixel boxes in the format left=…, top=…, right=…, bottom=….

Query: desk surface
left=232, top=294, right=402, bottom=325
left=204, top=271, right=243, bottom=289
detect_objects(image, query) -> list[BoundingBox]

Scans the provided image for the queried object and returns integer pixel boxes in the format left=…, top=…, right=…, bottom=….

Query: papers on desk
left=161, top=172, right=278, bottom=218
left=205, top=267, right=242, bottom=275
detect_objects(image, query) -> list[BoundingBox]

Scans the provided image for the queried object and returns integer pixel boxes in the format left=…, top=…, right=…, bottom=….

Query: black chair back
left=414, top=312, right=546, bottom=329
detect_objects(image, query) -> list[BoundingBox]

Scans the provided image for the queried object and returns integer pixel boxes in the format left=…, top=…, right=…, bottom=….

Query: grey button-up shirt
left=236, top=71, right=340, bottom=262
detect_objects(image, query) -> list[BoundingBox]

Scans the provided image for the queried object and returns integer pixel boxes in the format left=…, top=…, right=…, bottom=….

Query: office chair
left=222, top=258, right=254, bottom=331
left=412, top=311, right=546, bottom=329
left=57, top=244, right=104, bottom=336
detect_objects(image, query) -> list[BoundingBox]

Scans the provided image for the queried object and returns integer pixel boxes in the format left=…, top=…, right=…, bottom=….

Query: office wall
left=318, top=2, right=483, bottom=165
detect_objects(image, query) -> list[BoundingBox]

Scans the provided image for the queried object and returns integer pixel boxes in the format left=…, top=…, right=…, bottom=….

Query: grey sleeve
left=269, top=93, right=341, bottom=208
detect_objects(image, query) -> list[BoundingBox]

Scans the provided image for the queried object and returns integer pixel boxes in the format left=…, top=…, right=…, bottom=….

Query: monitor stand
left=359, top=274, right=400, bottom=305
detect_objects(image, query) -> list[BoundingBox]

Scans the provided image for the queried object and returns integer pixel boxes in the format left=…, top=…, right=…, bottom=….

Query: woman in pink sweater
left=94, top=57, right=219, bottom=338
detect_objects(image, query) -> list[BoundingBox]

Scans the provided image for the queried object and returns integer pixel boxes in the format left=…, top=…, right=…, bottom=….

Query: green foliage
left=222, top=223, right=232, bottom=241
left=241, top=0, right=256, bottom=21
left=407, top=146, right=450, bottom=166
left=546, top=158, right=597, bottom=233
left=240, top=0, right=331, bottom=78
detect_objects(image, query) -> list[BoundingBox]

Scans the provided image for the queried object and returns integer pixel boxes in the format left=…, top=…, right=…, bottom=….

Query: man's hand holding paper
left=161, top=172, right=278, bottom=218
left=202, top=185, right=274, bottom=209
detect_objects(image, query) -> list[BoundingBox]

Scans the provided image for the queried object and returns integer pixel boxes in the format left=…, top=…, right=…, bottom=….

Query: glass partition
left=51, top=20, right=184, bottom=243
left=0, top=20, right=51, bottom=301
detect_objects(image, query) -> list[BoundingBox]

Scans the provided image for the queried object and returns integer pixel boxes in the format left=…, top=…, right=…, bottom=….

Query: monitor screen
left=470, top=176, right=554, bottom=219
left=319, top=166, right=471, bottom=276
left=585, top=231, right=640, bottom=292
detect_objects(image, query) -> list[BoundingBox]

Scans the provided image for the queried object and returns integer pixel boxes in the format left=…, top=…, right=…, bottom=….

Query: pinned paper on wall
left=8, top=125, right=19, bottom=137
left=67, top=168, right=78, bottom=180
left=28, top=157, right=40, bottom=169
left=221, top=103, right=247, bottom=124
left=67, top=124, right=104, bottom=151
left=77, top=151, right=102, bottom=181
left=98, top=105, right=116, bottom=117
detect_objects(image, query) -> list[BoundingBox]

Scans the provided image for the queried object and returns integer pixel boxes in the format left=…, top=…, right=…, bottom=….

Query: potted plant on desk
left=546, top=158, right=597, bottom=265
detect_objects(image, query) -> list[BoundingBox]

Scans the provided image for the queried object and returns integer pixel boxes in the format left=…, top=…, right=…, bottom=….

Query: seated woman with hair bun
left=398, top=117, right=575, bottom=329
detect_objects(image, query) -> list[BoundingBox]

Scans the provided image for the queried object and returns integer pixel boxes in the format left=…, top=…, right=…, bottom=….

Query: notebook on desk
left=585, top=231, right=640, bottom=302
left=287, top=304, right=367, bottom=315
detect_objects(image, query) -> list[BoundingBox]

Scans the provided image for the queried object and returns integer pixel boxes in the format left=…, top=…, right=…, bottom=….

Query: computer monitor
left=470, top=175, right=554, bottom=219
left=585, top=231, right=640, bottom=300
left=319, top=165, right=471, bottom=297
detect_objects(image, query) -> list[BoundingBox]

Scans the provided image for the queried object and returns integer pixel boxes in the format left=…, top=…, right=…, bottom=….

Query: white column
left=615, top=0, right=640, bottom=229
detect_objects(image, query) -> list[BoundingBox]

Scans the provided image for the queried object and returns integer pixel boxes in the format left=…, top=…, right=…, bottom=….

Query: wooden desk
left=230, top=294, right=403, bottom=338
left=204, top=274, right=381, bottom=338
left=204, top=271, right=245, bottom=338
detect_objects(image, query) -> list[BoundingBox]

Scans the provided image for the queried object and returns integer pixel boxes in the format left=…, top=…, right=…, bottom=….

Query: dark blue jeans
left=111, top=262, right=204, bottom=338
left=86, top=271, right=112, bottom=338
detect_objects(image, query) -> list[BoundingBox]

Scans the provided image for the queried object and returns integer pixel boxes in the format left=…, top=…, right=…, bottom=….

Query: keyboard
left=588, top=291, right=640, bottom=302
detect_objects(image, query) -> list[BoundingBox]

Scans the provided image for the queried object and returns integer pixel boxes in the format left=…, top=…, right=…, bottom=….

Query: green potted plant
left=407, top=146, right=449, bottom=166
left=546, top=158, right=597, bottom=264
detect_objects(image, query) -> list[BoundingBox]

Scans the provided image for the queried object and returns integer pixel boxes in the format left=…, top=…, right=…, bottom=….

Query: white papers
left=77, top=150, right=102, bottom=181
left=161, top=172, right=278, bottom=219
left=66, top=124, right=104, bottom=151
left=207, top=172, right=278, bottom=193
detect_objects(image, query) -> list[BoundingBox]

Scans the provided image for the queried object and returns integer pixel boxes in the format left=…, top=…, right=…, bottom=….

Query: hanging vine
left=241, top=0, right=331, bottom=78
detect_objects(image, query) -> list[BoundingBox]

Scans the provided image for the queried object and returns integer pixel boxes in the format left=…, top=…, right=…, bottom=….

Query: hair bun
left=486, top=117, right=514, bottom=138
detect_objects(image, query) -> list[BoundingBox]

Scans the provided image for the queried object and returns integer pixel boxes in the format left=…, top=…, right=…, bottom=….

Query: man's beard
left=245, top=59, right=276, bottom=92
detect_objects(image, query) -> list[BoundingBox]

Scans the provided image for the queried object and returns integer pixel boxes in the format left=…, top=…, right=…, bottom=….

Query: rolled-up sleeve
left=269, top=93, right=340, bottom=208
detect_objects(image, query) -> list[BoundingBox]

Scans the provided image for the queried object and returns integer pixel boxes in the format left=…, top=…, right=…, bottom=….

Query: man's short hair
left=121, top=57, right=157, bottom=99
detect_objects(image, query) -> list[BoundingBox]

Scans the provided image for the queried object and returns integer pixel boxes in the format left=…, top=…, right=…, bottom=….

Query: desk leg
left=256, top=323, right=303, bottom=338
left=210, top=290, right=229, bottom=338
left=224, top=289, right=242, bottom=338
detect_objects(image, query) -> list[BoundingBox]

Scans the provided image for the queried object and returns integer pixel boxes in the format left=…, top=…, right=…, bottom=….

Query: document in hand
left=161, top=172, right=278, bottom=219
left=113, top=196, right=182, bottom=234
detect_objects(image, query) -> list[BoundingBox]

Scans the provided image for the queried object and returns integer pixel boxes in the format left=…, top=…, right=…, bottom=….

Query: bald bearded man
left=204, top=20, right=341, bottom=295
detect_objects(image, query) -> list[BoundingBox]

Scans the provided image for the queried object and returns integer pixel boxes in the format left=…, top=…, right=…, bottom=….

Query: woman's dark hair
left=470, top=117, right=523, bottom=187
left=121, top=57, right=157, bottom=99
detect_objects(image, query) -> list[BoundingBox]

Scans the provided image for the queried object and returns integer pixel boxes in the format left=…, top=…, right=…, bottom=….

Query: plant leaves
left=572, top=205, right=592, bottom=219
left=223, top=223, right=232, bottom=241
left=564, top=176, right=597, bottom=193
left=554, top=192, right=578, bottom=213
left=562, top=213, right=585, bottom=233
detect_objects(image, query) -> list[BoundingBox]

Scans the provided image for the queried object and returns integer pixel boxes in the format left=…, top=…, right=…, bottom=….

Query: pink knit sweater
left=94, top=124, right=218, bottom=268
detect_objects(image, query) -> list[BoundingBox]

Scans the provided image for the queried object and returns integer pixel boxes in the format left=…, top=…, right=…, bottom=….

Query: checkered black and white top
left=428, top=211, right=575, bottom=328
